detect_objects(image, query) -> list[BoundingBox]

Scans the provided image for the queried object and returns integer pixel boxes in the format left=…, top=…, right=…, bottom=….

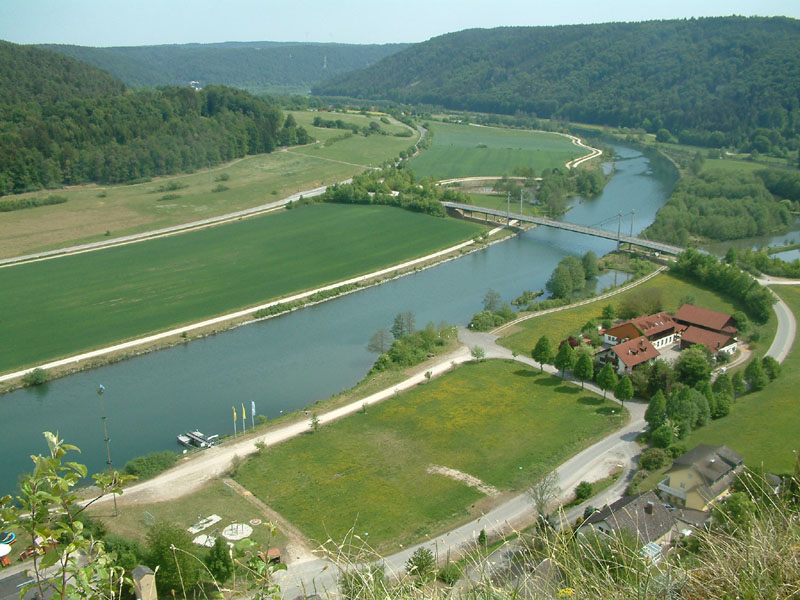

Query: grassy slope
left=683, top=285, right=800, bottom=473
left=0, top=204, right=481, bottom=373
left=235, top=359, right=625, bottom=551
left=499, top=272, right=776, bottom=357
left=0, top=111, right=417, bottom=259
left=409, top=122, right=583, bottom=179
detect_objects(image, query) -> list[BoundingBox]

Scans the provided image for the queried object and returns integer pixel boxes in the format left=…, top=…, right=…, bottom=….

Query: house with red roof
left=674, top=304, right=738, bottom=356
left=598, top=335, right=660, bottom=375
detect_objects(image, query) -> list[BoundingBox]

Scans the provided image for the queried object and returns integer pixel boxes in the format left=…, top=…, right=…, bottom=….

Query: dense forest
left=644, top=169, right=799, bottom=245
left=0, top=41, right=300, bottom=194
left=42, top=41, right=407, bottom=93
left=315, top=17, right=800, bottom=156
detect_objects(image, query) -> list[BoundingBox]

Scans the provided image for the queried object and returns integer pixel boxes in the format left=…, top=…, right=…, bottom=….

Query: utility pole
left=520, top=188, right=524, bottom=216
left=506, top=191, right=510, bottom=225
left=97, top=384, right=117, bottom=517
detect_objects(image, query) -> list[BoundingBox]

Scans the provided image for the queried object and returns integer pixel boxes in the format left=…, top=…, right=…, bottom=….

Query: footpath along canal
left=0, top=143, right=676, bottom=494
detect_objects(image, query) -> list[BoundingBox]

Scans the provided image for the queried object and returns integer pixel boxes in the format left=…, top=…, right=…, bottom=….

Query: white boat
left=177, top=430, right=218, bottom=448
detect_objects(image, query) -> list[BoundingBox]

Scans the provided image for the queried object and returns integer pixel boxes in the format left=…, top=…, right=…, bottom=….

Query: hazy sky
left=1, top=0, right=798, bottom=47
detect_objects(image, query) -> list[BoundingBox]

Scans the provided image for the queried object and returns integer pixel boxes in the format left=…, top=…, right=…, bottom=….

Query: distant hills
left=42, top=41, right=408, bottom=93
left=0, top=41, right=294, bottom=194
left=314, top=17, right=800, bottom=150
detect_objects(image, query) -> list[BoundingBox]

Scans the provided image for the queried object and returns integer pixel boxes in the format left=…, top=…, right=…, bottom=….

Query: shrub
left=212, top=184, right=229, bottom=193
left=575, top=481, right=593, bottom=502
left=437, top=562, right=462, bottom=586
left=158, top=193, right=181, bottom=201
left=639, top=447, right=669, bottom=470
left=123, top=450, right=178, bottom=480
left=22, top=368, right=50, bottom=386
left=406, top=547, right=435, bottom=581
left=214, top=173, right=230, bottom=182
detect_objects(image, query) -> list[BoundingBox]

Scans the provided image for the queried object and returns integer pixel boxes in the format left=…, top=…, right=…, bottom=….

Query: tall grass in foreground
left=313, top=495, right=799, bottom=600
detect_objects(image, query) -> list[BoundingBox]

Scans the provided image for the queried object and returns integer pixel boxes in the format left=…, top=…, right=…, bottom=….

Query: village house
left=674, top=304, right=738, bottom=356
left=577, top=490, right=676, bottom=561
left=597, top=335, right=660, bottom=375
left=658, top=445, right=744, bottom=511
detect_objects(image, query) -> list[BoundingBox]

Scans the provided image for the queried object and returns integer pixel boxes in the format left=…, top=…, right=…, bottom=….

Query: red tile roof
left=626, top=312, right=680, bottom=338
left=681, top=326, right=736, bottom=353
left=611, top=336, right=660, bottom=368
left=675, top=304, right=737, bottom=334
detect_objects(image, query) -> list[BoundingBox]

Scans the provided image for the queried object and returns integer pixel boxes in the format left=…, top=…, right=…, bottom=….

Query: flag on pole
left=251, top=400, right=256, bottom=428
left=242, top=403, right=246, bottom=431
left=233, top=405, right=237, bottom=421
left=232, top=406, right=237, bottom=437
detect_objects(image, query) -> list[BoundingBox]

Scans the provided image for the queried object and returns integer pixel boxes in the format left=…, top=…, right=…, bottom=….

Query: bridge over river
left=441, top=201, right=684, bottom=255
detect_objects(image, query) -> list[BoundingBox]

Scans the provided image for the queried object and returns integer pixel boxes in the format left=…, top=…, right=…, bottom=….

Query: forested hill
left=314, top=17, right=800, bottom=150
left=0, top=42, right=293, bottom=195
left=41, top=41, right=408, bottom=93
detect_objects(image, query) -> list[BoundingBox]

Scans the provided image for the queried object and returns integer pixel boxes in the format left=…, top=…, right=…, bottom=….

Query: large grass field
left=682, top=285, right=800, bottom=474
left=0, top=204, right=482, bottom=373
left=0, top=111, right=417, bottom=259
left=409, top=122, right=585, bottom=180
left=499, top=271, right=776, bottom=358
left=234, top=359, right=626, bottom=552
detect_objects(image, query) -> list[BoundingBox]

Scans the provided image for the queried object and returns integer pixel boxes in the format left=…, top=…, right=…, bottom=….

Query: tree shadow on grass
left=534, top=377, right=560, bottom=387
left=513, top=369, right=537, bottom=378
left=596, top=406, right=621, bottom=416
left=555, top=385, right=580, bottom=395
left=578, top=396, right=603, bottom=406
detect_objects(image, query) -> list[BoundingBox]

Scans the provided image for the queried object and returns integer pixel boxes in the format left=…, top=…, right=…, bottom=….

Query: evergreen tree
left=595, top=362, right=618, bottom=399
left=554, top=342, right=576, bottom=379
left=205, top=536, right=234, bottom=583
left=732, top=371, right=747, bottom=397
left=644, top=389, right=667, bottom=429
left=744, top=359, right=769, bottom=392
left=614, top=374, right=634, bottom=405
left=532, top=335, right=554, bottom=371
left=713, top=392, right=732, bottom=418
left=574, top=351, right=594, bottom=388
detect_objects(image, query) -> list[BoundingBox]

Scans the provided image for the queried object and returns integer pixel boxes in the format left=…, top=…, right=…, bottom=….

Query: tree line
left=0, top=42, right=306, bottom=195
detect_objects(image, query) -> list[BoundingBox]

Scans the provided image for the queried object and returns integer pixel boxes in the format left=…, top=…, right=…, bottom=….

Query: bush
left=214, top=173, right=230, bottom=182
left=406, top=547, right=435, bottom=581
left=437, top=562, right=462, bottom=586
left=212, top=184, right=229, bottom=193
left=639, top=447, right=669, bottom=470
left=575, top=481, right=593, bottom=502
left=667, top=443, right=688, bottom=458
left=123, top=450, right=178, bottom=480
left=158, top=193, right=181, bottom=201
left=22, top=368, right=50, bottom=386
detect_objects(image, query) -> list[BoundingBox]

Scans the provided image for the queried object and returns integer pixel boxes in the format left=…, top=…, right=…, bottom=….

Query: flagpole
left=233, top=406, right=237, bottom=438
left=242, top=403, right=246, bottom=433
left=251, top=400, right=255, bottom=429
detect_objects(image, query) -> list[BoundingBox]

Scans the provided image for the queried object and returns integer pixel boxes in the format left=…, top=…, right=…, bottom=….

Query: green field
left=499, top=272, right=776, bottom=357
left=235, top=359, right=625, bottom=551
left=409, top=122, right=584, bottom=180
left=0, top=111, right=417, bottom=259
left=0, top=204, right=482, bottom=373
left=683, top=285, right=800, bottom=474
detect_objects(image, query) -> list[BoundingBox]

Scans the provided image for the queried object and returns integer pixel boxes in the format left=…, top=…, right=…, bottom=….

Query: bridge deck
left=441, top=202, right=683, bottom=255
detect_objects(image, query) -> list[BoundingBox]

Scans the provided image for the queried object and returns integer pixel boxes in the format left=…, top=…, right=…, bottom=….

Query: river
left=0, top=143, right=676, bottom=495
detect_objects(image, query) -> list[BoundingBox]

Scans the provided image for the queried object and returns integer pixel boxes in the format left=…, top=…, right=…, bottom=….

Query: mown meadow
left=234, top=359, right=625, bottom=552
left=0, top=111, right=417, bottom=259
left=0, top=204, right=482, bottom=373
left=409, top=121, right=584, bottom=180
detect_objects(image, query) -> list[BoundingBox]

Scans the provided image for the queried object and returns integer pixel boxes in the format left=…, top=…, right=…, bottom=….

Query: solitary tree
left=483, top=288, right=501, bottom=312
left=532, top=335, right=554, bottom=371
left=527, top=472, right=561, bottom=519
left=405, top=547, right=435, bottom=582
left=615, top=374, right=634, bottom=405
left=554, top=342, right=576, bottom=379
left=596, top=362, right=618, bottom=399
left=367, top=328, right=392, bottom=354
left=471, top=345, right=486, bottom=361
left=390, top=313, right=406, bottom=339
left=574, top=351, right=594, bottom=388
left=310, top=412, right=320, bottom=433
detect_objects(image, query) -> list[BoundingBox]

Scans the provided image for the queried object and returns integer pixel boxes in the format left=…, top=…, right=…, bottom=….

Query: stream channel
left=0, top=143, right=677, bottom=495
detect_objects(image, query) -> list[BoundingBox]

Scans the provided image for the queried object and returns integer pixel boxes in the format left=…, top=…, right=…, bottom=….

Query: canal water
left=0, top=144, right=676, bottom=494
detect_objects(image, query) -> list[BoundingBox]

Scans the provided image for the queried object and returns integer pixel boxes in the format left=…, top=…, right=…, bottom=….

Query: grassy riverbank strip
left=0, top=204, right=485, bottom=377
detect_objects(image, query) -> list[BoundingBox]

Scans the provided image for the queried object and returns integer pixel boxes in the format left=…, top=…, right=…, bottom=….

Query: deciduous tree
left=574, top=351, right=594, bottom=388
left=595, top=362, right=618, bottom=399
left=554, top=342, right=576, bottom=379
left=532, top=335, right=554, bottom=371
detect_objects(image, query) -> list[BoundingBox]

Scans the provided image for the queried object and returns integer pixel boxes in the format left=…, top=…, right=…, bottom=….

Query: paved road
left=758, top=277, right=799, bottom=363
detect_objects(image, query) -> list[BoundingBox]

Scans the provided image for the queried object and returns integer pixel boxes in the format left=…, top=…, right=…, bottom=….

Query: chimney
left=645, top=501, right=654, bottom=515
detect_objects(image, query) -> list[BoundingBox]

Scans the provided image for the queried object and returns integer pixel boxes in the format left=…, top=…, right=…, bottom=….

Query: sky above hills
left=2, top=0, right=799, bottom=47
